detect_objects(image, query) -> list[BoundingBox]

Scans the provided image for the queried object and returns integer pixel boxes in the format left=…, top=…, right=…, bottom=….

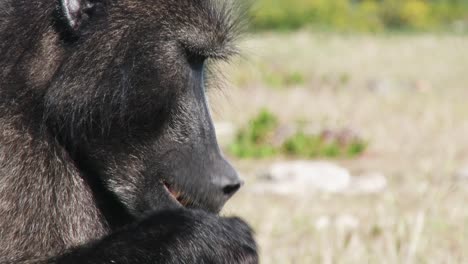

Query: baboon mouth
left=162, top=181, right=193, bottom=207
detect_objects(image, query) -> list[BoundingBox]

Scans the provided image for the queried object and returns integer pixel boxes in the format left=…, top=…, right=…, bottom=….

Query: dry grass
left=210, top=32, right=468, bottom=263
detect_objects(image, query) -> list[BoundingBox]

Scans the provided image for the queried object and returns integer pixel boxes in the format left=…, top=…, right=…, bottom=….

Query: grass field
left=210, top=32, right=468, bottom=263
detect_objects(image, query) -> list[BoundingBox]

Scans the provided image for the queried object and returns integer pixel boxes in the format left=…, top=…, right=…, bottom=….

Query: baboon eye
left=180, top=38, right=234, bottom=66
left=184, top=48, right=207, bottom=67
left=184, top=46, right=209, bottom=68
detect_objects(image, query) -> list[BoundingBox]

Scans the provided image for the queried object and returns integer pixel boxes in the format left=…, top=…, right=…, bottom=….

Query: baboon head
left=38, top=0, right=244, bottom=216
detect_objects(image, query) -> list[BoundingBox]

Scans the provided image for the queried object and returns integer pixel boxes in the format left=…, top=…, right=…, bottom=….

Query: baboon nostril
left=222, top=182, right=242, bottom=197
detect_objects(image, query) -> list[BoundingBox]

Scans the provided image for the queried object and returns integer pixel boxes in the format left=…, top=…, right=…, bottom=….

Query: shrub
left=228, top=109, right=368, bottom=159
left=249, top=0, right=468, bottom=32
left=283, top=132, right=367, bottom=159
left=228, top=109, right=279, bottom=158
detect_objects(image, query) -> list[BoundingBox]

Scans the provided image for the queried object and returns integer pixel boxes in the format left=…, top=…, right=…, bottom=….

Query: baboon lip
left=162, top=181, right=192, bottom=207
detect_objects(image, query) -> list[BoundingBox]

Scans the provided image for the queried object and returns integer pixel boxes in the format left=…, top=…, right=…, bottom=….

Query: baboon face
left=43, top=0, right=243, bottom=216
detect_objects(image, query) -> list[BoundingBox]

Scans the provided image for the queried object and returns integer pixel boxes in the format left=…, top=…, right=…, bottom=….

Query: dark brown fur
left=0, top=0, right=256, bottom=263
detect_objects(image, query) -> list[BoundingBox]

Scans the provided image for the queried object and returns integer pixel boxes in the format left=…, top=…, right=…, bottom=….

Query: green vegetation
left=228, top=109, right=368, bottom=159
left=250, top=0, right=468, bottom=32
left=283, top=132, right=367, bottom=158
left=228, top=109, right=279, bottom=158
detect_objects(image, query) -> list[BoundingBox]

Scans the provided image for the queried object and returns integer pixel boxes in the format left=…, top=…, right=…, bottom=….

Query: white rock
left=455, top=166, right=468, bottom=181
left=262, top=161, right=352, bottom=194
left=348, top=172, right=387, bottom=194
left=335, top=214, right=360, bottom=231
left=315, top=215, right=360, bottom=231
left=315, top=216, right=331, bottom=230
left=367, top=79, right=412, bottom=95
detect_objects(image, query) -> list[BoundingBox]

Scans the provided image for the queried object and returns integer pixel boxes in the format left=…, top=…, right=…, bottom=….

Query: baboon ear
left=60, top=0, right=103, bottom=31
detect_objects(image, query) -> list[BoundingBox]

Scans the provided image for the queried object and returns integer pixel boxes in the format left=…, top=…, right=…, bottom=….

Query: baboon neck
left=0, top=116, right=109, bottom=258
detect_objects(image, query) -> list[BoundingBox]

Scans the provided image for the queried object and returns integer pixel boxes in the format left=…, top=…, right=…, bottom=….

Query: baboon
left=0, top=0, right=257, bottom=263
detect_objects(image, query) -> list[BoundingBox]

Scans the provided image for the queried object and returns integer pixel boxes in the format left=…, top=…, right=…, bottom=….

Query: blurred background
left=210, top=1, right=468, bottom=263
